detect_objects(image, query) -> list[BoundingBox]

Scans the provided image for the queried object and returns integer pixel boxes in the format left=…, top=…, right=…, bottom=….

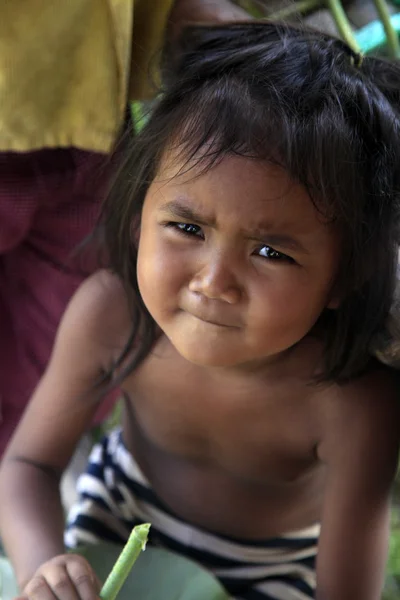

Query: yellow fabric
left=0, top=0, right=174, bottom=153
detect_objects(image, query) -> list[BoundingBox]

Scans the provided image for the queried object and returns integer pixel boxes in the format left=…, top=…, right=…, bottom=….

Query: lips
left=181, top=304, right=239, bottom=328
left=193, top=314, right=235, bottom=327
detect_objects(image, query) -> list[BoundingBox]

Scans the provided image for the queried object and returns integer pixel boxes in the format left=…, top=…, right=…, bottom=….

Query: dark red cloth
left=0, top=148, right=116, bottom=456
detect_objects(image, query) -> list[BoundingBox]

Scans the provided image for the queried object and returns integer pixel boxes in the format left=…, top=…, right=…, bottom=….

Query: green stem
left=236, top=1, right=265, bottom=18
left=373, top=0, right=400, bottom=58
left=326, top=0, right=361, bottom=52
left=270, top=0, right=321, bottom=21
left=100, top=523, right=151, bottom=600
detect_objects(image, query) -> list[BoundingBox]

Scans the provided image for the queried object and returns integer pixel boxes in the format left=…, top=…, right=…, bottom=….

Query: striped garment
left=65, top=429, right=319, bottom=600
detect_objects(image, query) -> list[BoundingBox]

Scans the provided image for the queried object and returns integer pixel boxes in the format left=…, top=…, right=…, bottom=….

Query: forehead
left=149, top=153, right=332, bottom=239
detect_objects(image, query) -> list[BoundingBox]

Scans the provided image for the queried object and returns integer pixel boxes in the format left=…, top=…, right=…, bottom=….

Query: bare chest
left=120, top=350, right=321, bottom=485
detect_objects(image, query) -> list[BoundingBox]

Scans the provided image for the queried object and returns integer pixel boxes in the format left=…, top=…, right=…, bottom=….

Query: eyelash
left=257, top=246, right=294, bottom=263
left=171, top=222, right=204, bottom=238
left=166, top=222, right=294, bottom=263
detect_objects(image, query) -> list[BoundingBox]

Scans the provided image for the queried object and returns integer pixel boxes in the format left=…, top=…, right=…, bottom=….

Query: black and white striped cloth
left=65, top=428, right=319, bottom=600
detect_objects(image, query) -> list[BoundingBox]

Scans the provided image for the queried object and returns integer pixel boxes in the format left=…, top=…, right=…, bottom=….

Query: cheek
left=137, top=234, right=164, bottom=303
left=137, top=230, right=186, bottom=315
left=250, top=270, right=332, bottom=334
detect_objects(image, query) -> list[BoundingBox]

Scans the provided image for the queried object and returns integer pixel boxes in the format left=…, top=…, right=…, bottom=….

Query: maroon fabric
left=0, top=148, right=116, bottom=456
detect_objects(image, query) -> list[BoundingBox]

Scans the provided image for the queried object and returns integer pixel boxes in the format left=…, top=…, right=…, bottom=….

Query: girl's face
left=137, top=154, right=340, bottom=370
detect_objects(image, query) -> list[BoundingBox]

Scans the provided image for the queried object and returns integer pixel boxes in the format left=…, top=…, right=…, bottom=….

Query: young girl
left=1, top=21, right=400, bottom=600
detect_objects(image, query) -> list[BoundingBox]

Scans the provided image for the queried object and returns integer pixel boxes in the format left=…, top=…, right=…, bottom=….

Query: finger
left=43, top=565, right=80, bottom=600
left=66, top=558, right=100, bottom=600
left=23, top=574, right=60, bottom=600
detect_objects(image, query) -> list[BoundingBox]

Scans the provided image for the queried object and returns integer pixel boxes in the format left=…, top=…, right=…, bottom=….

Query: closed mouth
left=191, top=313, right=238, bottom=328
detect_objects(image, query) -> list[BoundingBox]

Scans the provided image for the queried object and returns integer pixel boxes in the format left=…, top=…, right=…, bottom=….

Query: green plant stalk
left=100, top=523, right=151, bottom=600
left=373, top=0, right=400, bottom=58
left=270, top=0, right=321, bottom=21
left=326, top=0, right=361, bottom=52
left=235, top=0, right=265, bottom=18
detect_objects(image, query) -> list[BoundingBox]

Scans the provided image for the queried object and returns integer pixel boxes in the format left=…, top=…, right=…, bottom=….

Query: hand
left=169, top=0, right=251, bottom=40
left=16, top=554, right=101, bottom=600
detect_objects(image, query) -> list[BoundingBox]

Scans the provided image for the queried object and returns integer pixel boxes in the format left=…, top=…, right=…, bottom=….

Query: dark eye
left=257, top=245, right=293, bottom=262
left=174, top=222, right=203, bottom=237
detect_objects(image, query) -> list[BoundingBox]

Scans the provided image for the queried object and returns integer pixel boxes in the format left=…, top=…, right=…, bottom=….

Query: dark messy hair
left=102, top=21, right=400, bottom=383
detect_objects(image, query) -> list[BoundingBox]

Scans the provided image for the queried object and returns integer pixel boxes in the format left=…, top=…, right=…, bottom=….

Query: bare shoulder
left=62, top=269, right=132, bottom=364
left=70, top=269, right=130, bottom=330
left=315, top=365, right=400, bottom=598
left=2, top=271, right=133, bottom=466
left=318, top=363, right=400, bottom=464
left=331, top=364, right=399, bottom=423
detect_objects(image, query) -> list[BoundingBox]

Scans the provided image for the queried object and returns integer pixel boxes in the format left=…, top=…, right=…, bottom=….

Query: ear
left=326, top=282, right=342, bottom=310
left=326, top=296, right=341, bottom=310
left=325, top=268, right=347, bottom=310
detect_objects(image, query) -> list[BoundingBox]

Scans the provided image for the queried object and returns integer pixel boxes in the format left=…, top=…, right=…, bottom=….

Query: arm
left=168, top=0, right=250, bottom=39
left=169, top=0, right=250, bottom=26
left=0, top=271, right=127, bottom=593
left=129, top=0, right=250, bottom=99
left=316, top=367, right=400, bottom=600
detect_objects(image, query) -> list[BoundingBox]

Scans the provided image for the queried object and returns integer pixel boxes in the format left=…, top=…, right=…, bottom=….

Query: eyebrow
left=159, top=199, right=308, bottom=254
left=159, top=199, right=215, bottom=227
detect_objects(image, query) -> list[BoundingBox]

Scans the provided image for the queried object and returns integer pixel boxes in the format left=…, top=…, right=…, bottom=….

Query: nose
left=188, top=253, right=242, bottom=304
